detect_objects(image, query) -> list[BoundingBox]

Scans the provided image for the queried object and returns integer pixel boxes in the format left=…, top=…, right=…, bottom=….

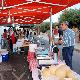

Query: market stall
left=0, top=0, right=79, bottom=48
left=0, top=0, right=79, bottom=53
left=0, top=0, right=80, bottom=80
left=27, top=43, right=80, bottom=80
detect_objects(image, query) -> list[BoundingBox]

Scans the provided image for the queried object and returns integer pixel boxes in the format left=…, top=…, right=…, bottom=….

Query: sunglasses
left=61, top=23, right=64, bottom=26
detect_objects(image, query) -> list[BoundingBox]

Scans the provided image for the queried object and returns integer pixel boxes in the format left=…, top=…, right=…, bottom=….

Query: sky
left=44, top=3, right=80, bottom=23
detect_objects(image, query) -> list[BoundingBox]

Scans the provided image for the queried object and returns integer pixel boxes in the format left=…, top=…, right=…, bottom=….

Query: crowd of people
left=1, top=21, right=80, bottom=69
left=2, top=28, right=36, bottom=52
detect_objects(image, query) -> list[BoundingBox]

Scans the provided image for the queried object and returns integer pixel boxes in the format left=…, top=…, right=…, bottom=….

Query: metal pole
left=50, top=8, right=52, bottom=38
left=12, top=17, right=15, bottom=27
left=50, top=7, right=53, bottom=51
left=2, top=0, right=4, bottom=9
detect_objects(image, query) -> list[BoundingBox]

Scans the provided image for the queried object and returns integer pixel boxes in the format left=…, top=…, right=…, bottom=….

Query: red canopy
left=0, top=0, right=79, bottom=25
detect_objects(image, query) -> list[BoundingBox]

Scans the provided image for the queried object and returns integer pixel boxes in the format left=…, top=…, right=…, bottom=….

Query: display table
left=16, top=38, right=30, bottom=48
left=27, top=47, right=80, bottom=80
left=13, top=38, right=30, bottom=53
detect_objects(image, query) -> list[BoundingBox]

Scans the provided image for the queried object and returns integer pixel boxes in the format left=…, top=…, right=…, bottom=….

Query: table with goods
left=13, top=38, right=31, bottom=54
left=26, top=35, right=80, bottom=80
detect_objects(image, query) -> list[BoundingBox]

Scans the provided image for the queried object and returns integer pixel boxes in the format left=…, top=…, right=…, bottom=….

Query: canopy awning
left=0, top=0, right=79, bottom=25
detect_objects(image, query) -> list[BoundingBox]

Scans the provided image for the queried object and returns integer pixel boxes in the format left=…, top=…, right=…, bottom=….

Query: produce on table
left=66, top=70, right=78, bottom=80
left=49, top=65, right=57, bottom=75
left=41, top=63, right=78, bottom=80
left=55, top=65, right=70, bottom=80
left=41, top=68, right=50, bottom=78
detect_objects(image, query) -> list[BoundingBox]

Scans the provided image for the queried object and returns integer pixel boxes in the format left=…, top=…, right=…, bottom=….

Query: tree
left=59, top=9, right=80, bottom=29
left=35, top=22, right=59, bottom=33
left=40, top=22, right=50, bottom=33
left=39, top=22, right=58, bottom=32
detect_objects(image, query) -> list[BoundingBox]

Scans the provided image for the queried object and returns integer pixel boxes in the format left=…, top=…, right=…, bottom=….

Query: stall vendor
left=57, top=21, right=75, bottom=69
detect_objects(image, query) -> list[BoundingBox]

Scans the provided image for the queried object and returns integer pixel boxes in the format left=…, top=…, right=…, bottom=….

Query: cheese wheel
left=55, top=65, right=70, bottom=80
left=56, top=67, right=67, bottom=80
left=49, top=65, right=57, bottom=75
left=67, top=70, right=78, bottom=80
left=41, top=68, right=50, bottom=78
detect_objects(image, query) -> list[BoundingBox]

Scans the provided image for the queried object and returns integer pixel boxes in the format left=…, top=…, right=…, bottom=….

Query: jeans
left=62, top=46, right=74, bottom=69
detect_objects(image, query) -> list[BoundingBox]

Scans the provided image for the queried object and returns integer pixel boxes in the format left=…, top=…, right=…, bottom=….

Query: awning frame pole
left=50, top=7, right=53, bottom=51
left=50, top=7, right=52, bottom=38
left=12, top=16, right=15, bottom=27
left=2, top=0, right=4, bottom=9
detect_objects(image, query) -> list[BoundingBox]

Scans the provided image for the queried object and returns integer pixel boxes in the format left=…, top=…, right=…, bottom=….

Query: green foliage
left=39, top=22, right=59, bottom=32
left=59, top=9, right=80, bottom=29
left=40, top=22, right=50, bottom=33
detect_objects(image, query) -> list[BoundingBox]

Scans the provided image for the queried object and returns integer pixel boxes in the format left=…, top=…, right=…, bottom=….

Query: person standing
left=3, top=29, right=8, bottom=48
left=79, top=30, right=80, bottom=42
left=53, top=26, right=59, bottom=35
left=23, top=28, right=26, bottom=38
left=28, top=32, right=33, bottom=41
left=18, top=29, right=22, bottom=38
left=7, top=35, right=13, bottom=51
left=58, top=21, right=75, bottom=69
left=10, top=29, right=16, bottom=44
left=26, top=29, right=29, bottom=38
left=58, top=27, right=63, bottom=38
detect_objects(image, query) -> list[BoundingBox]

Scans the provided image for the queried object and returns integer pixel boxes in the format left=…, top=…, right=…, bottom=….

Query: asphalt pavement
left=0, top=53, right=32, bottom=80
left=72, top=50, right=80, bottom=74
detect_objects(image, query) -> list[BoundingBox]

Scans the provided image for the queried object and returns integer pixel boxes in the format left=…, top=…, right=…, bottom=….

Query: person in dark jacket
left=26, top=29, right=29, bottom=38
left=58, top=27, right=63, bottom=37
